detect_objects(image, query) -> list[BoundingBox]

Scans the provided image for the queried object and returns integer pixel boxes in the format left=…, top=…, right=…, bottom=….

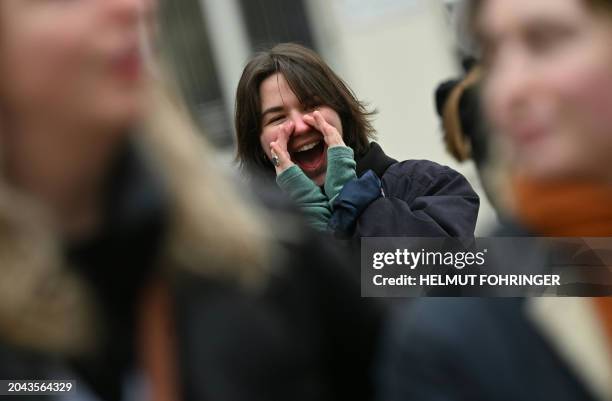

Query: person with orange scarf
left=377, top=1, right=612, bottom=400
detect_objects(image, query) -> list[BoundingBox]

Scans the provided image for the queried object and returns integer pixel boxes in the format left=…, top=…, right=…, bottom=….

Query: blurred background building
left=159, top=0, right=497, bottom=234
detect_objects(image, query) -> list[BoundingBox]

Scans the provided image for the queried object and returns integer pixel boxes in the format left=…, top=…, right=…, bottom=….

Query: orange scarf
left=513, top=177, right=612, bottom=360
left=512, top=177, right=612, bottom=237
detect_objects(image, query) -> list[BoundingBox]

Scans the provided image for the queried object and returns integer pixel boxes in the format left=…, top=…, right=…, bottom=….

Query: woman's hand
left=269, top=121, right=295, bottom=174
left=303, top=110, right=345, bottom=148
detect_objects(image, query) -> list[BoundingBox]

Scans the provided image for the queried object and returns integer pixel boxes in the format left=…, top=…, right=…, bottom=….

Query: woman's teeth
left=295, top=141, right=320, bottom=153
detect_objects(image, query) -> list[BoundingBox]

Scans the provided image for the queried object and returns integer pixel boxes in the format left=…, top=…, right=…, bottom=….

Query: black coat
left=376, top=298, right=598, bottom=401
left=176, top=230, right=381, bottom=401
left=337, top=142, right=479, bottom=237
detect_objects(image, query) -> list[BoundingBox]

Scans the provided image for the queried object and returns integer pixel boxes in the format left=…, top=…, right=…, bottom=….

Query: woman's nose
left=290, top=112, right=311, bottom=135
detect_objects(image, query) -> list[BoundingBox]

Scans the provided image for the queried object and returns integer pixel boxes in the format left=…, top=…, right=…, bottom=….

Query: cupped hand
left=303, top=110, right=345, bottom=148
left=269, top=121, right=295, bottom=174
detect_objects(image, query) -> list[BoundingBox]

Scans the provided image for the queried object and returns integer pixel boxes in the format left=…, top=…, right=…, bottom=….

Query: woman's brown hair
left=234, top=43, right=376, bottom=175
left=441, top=66, right=482, bottom=162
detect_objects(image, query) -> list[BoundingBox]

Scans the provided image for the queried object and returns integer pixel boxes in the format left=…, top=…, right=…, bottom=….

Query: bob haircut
left=234, top=43, right=376, bottom=176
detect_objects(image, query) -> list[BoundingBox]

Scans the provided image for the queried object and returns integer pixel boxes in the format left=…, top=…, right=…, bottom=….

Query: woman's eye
left=528, top=33, right=556, bottom=53
left=525, top=25, right=575, bottom=55
left=268, top=115, right=286, bottom=125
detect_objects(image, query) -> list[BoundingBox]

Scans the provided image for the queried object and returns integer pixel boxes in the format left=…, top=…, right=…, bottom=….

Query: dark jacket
left=330, top=142, right=480, bottom=238
left=375, top=225, right=605, bottom=401
left=176, top=230, right=381, bottom=401
left=376, top=298, right=599, bottom=401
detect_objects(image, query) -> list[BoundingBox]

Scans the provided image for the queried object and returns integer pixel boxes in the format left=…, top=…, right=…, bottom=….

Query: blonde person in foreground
left=0, top=1, right=382, bottom=401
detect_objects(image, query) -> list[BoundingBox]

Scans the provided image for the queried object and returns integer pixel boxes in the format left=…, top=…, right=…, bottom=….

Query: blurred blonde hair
left=0, top=71, right=274, bottom=356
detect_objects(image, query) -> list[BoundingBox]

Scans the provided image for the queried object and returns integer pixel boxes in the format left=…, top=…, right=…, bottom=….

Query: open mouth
left=289, top=139, right=326, bottom=173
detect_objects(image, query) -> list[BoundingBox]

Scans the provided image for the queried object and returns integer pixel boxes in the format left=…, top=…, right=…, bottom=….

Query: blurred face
left=259, top=73, right=343, bottom=185
left=0, top=0, right=154, bottom=132
left=478, top=0, right=612, bottom=180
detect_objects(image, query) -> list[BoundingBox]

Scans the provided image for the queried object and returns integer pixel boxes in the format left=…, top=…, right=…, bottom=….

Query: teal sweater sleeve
left=324, top=146, right=357, bottom=207
left=276, top=165, right=331, bottom=231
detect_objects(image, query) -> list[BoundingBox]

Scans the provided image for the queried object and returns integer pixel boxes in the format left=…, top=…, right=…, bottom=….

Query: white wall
left=305, top=0, right=497, bottom=234
left=199, top=0, right=250, bottom=124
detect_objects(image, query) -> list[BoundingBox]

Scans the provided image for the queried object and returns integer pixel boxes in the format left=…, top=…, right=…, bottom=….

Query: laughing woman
left=235, top=43, right=480, bottom=238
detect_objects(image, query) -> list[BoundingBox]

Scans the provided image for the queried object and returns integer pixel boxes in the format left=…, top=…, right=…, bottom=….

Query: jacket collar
left=66, top=137, right=169, bottom=279
left=355, top=142, right=397, bottom=178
